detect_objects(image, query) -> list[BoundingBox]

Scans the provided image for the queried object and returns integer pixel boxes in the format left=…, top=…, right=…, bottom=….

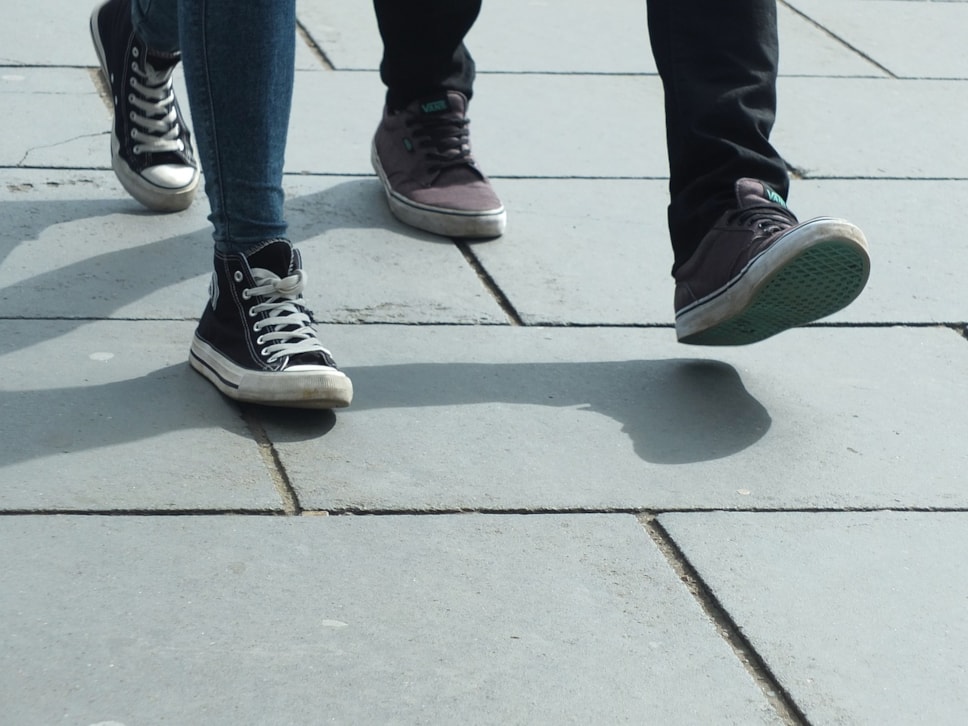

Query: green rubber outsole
left=678, top=241, right=870, bottom=346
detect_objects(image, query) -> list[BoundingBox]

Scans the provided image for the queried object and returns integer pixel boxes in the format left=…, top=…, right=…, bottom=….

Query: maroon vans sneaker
left=372, top=91, right=506, bottom=238
left=674, top=178, right=870, bottom=346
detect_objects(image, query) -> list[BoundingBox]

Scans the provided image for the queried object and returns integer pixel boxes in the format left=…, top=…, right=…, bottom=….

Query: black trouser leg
left=373, top=0, right=481, bottom=110
left=648, top=0, right=789, bottom=271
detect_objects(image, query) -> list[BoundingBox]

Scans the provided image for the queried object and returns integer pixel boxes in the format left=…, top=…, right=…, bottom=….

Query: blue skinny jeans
left=132, top=0, right=294, bottom=254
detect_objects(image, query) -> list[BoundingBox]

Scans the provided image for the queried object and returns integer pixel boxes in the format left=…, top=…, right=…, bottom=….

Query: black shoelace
left=407, top=114, right=473, bottom=172
left=727, top=205, right=798, bottom=239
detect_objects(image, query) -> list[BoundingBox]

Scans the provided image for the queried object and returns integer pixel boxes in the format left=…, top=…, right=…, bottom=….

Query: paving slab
left=776, top=3, right=887, bottom=78
left=295, top=0, right=384, bottom=72
left=659, top=511, right=968, bottom=725
left=0, top=0, right=95, bottom=66
left=298, top=74, right=968, bottom=181
left=473, top=177, right=966, bottom=326
left=774, top=76, right=968, bottom=178
left=0, top=169, right=212, bottom=320
left=0, top=320, right=282, bottom=511
left=284, top=176, right=507, bottom=325
left=2, top=65, right=197, bottom=172
left=471, top=178, right=674, bottom=326
left=297, top=1, right=880, bottom=77
left=0, top=0, right=331, bottom=70
left=1, top=68, right=107, bottom=169
left=0, top=0, right=883, bottom=80
left=11, top=167, right=938, bottom=332
left=287, top=70, right=385, bottom=175
left=0, top=169, right=505, bottom=324
left=295, top=23, right=329, bottom=71
left=34, top=22, right=907, bottom=184
left=290, top=70, right=668, bottom=178
left=471, top=72, right=668, bottom=179
left=298, top=0, right=654, bottom=74
left=257, top=325, right=968, bottom=512
left=0, top=513, right=782, bottom=725
left=786, top=0, right=968, bottom=79
left=787, top=178, right=968, bottom=324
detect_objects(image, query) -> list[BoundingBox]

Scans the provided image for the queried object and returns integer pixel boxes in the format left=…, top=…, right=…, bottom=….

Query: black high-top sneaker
left=90, top=0, right=199, bottom=212
left=189, top=240, right=353, bottom=409
left=674, top=178, right=870, bottom=346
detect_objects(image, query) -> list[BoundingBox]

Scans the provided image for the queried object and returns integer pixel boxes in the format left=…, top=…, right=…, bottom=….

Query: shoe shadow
left=0, top=182, right=765, bottom=469
left=256, top=358, right=771, bottom=465
left=0, top=195, right=149, bottom=266
left=0, top=362, right=236, bottom=471
left=285, top=177, right=488, bottom=244
left=287, top=178, right=394, bottom=238
left=0, top=193, right=211, bottom=347
left=0, top=347, right=767, bottom=470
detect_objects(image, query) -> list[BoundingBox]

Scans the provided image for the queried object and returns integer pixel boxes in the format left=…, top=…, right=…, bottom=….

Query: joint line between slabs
left=242, top=409, right=303, bottom=515
left=5, top=507, right=968, bottom=518
left=777, top=0, right=897, bottom=80
left=295, top=21, right=335, bottom=70
left=455, top=240, right=525, bottom=326
left=638, top=513, right=810, bottom=726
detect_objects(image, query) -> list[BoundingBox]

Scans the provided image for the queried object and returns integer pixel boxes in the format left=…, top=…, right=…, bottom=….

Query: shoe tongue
left=145, top=48, right=181, bottom=72
left=246, top=239, right=296, bottom=277
left=417, top=91, right=466, bottom=117
left=734, top=178, right=787, bottom=209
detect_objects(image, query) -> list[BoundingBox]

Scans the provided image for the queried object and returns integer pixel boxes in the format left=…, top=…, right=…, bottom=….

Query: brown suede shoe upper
left=373, top=91, right=502, bottom=213
left=674, top=178, right=800, bottom=311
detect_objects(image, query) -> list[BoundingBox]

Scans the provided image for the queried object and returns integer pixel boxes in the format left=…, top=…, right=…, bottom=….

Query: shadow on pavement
left=0, top=363, right=246, bottom=470
left=0, top=179, right=440, bottom=356
left=0, top=356, right=768, bottom=471
left=257, top=358, right=771, bottom=465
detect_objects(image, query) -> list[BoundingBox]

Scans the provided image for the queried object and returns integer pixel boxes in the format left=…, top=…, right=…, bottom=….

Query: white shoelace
left=242, top=268, right=332, bottom=364
left=128, top=59, right=184, bottom=155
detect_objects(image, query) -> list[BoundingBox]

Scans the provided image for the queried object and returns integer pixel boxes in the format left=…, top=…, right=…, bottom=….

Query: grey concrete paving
left=298, top=1, right=885, bottom=77
left=774, top=76, right=968, bottom=178
left=468, top=177, right=968, bottom=326
left=783, top=179, right=968, bottom=324
left=1, top=69, right=106, bottom=168
left=0, top=170, right=505, bottom=324
left=785, top=0, right=968, bottom=79
left=0, top=320, right=282, bottom=511
left=0, top=514, right=782, bottom=725
left=660, top=512, right=968, bottom=725
left=267, top=325, right=968, bottom=512
left=3, top=0, right=968, bottom=723
left=290, top=70, right=670, bottom=177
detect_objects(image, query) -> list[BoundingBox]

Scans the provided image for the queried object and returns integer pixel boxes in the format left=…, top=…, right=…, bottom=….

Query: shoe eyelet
left=241, top=289, right=251, bottom=300
left=132, top=145, right=142, bottom=154
left=248, top=309, right=257, bottom=318
left=132, top=47, right=140, bottom=57
left=256, top=336, right=265, bottom=346
left=260, top=348, right=270, bottom=357
left=130, top=76, right=136, bottom=85
left=234, top=271, right=244, bottom=282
